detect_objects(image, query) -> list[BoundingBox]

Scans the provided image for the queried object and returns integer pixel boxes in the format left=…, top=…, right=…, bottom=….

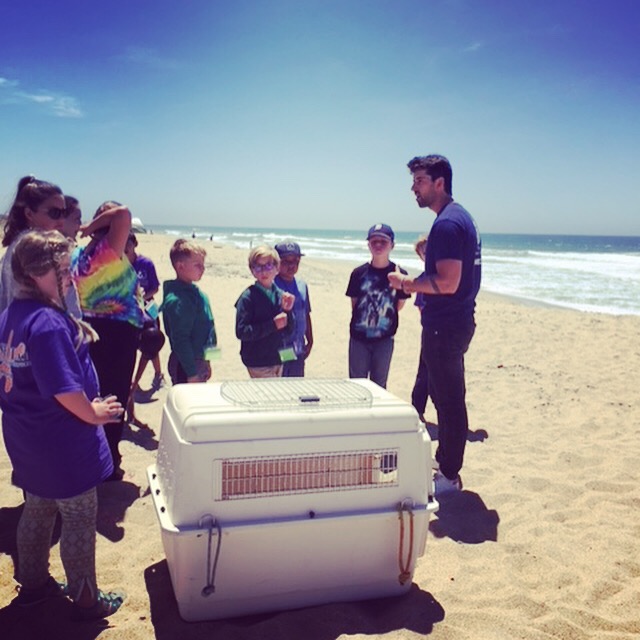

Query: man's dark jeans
left=422, top=321, right=475, bottom=481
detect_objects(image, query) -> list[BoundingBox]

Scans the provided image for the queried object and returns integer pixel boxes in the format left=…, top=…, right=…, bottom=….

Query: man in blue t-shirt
left=275, top=241, right=313, bottom=376
left=389, top=155, right=481, bottom=496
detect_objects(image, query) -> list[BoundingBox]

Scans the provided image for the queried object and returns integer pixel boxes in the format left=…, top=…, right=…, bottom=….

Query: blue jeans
left=348, top=336, right=394, bottom=389
left=422, top=322, right=475, bottom=480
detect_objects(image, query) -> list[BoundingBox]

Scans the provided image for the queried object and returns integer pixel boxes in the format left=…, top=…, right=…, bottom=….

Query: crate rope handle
left=397, top=500, right=414, bottom=585
left=199, top=514, right=222, bottom=597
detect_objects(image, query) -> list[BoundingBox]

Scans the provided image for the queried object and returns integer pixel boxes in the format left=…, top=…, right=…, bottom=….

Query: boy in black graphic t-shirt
left=345, top=223, right=410, bottom=388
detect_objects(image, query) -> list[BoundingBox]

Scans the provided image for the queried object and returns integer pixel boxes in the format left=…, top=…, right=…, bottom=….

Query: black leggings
left=88, top=318, right=140, bottom=468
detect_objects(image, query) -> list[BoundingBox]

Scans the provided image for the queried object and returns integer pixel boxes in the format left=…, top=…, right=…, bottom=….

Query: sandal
left=72, top=588, right=126, bottom=621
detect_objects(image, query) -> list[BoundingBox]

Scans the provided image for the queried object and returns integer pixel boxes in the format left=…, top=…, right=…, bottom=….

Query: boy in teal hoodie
left=161, top=239, right=217, bottom=384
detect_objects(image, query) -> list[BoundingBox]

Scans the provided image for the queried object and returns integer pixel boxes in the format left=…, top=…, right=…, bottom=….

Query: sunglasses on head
left=41, top=207, right=71, bottom=220
left=252, top=263, right=276, bottom=273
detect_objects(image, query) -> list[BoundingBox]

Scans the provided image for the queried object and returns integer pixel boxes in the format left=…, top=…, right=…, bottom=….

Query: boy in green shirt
left=161, top=239, right=217, bottom=384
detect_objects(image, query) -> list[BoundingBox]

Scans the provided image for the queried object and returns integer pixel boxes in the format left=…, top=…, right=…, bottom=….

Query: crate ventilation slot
left=217, top=449, right=399, bottom=500
left=220, top=379, right=373, bottom=411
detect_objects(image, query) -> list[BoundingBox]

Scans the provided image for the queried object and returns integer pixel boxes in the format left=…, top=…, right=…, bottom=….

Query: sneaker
left=151, top=373, right=166, bottom=391
left=434, top=470, right=462, bottom=496
left=72, top=589, right=126, bottom=621
left=14, top=576, right=68, bottom=607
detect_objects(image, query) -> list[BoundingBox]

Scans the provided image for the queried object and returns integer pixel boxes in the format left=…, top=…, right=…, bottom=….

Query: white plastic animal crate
left=147, top=378, right=438, bottom=621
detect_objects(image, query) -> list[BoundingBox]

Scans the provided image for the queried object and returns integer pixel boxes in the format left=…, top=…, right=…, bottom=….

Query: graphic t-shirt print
left=0, top=330, right=28, bottom=393
left=353, top=275, right=396, bottom=339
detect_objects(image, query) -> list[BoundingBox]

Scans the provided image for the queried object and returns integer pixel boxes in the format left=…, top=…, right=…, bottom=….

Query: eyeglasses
left=40, top=207, right=71, bottom=220
left=251, top=262, right=276, bottom=273
left=369, top=237, right=390, bottom=246
left=281, top=258, right=300, bottom=266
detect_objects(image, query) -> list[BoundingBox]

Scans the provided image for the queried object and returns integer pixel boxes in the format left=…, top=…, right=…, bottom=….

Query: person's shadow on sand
left=122, top=421, right=159, bottom=452
left=0, top=593, right=110, bottom=640
left=96, top=480, right=142, bottom=542
left=429, top=491, right=500, bottom=544
left=144, top=560, right=445, bottom=640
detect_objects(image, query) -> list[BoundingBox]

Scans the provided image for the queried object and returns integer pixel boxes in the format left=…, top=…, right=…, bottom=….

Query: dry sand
left=1, top=233, right=639, bottom=640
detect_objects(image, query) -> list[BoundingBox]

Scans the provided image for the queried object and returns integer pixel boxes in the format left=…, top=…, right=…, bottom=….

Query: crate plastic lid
left=163, top=379, right=419, bottom=442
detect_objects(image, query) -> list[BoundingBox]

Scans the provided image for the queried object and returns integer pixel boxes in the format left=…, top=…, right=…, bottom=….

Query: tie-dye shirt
left=72, top=237, right=144, bottom=328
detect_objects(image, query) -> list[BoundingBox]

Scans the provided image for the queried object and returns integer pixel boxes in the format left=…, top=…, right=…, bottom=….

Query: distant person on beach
left=0, top=176, right=69, bottom=314
left=72, top=201, right=145, bottom=481
left=389, top=155, right=481, bottom=495
left=411, top=235, right=429, bottom=421
left=161, top=239, right=217, bottom=384
left=235, top=245, right=295, bottom=378
left=275, top=241, right=313, bottom=376
left=0, top=230, right=126, bottom=619
left=346, top=223, right=410, bottom=389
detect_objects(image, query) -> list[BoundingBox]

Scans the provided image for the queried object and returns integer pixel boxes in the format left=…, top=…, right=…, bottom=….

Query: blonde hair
left=12, top=230, right=73, bottom=303
left=170, top=239, right=207, bottom=267
left=248, top=245, right=279, bottom=270
left=11, top=230, right=98, bottom=347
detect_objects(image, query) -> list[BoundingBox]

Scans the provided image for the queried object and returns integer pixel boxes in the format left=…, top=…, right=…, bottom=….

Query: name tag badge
left=204, top=346, right=221, bottom=361
left=145, top=300, right=159, bottom=319
left=279, top=347, right=297, bottom=363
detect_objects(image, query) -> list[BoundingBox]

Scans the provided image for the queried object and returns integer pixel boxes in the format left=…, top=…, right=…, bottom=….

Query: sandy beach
left=1, top=232, right=639, bottom=640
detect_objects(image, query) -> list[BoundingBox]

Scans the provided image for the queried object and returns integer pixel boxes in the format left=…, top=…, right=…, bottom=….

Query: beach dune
left=1, top=234, right=639, bottom=640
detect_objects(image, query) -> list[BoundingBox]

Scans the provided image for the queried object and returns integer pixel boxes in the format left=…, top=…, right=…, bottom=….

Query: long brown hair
left=2, top=176, right=63, bottom=247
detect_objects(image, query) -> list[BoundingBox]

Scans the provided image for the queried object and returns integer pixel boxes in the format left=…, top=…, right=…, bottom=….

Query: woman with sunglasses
left=0, top=176, right=70, bottom=313
left=71, top=201, right=145, bottom=481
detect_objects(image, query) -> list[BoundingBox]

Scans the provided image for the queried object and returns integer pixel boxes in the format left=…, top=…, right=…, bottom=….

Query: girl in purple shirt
left=0, top=230, right=126, bottom=619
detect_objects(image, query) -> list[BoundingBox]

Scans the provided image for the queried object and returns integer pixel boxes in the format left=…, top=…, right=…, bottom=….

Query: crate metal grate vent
left=217, top=449, right=399, bottom=500
left=220, top=378, right=373, bottom=411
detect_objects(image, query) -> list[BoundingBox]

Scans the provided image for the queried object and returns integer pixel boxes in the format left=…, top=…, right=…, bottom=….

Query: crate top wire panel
left=220, top=378, right=374, bottom=411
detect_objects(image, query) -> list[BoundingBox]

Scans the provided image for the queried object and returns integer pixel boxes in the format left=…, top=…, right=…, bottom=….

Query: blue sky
left=1, top=0, right=638, bottom=235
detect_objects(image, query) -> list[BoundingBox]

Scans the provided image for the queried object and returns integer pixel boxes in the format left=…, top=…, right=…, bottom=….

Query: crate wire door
left=218, top=449, right=399, bottom=500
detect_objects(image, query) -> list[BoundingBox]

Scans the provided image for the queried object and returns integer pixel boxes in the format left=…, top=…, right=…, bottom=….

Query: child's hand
left=273, top=312, right=288, bottom=330
left=281, top=292, right=295, bottom=312
left=92, top=395, right=124, bottom=424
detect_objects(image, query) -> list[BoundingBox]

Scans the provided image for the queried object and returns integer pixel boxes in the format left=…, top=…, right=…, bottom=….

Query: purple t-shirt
left=0, top=299, right=113, bottom=498
left=133, top=255, right=160, bottom=298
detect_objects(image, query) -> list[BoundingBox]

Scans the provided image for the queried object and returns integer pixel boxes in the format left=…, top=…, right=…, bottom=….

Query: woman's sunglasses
left=40, top=207, right=71, bottom=220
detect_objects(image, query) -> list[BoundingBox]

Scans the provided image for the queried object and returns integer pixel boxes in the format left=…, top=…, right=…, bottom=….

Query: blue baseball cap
left=367, top=223, right=394, bottom=243
left=275, top=241, right=304, bottom=257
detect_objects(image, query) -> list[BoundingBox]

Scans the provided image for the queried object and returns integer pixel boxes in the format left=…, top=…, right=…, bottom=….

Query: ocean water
left=151, top=224, right=640, bottom=316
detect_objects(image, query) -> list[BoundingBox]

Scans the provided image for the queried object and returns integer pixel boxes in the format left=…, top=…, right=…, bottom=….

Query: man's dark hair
left=407, top=155, right=453, bottom=196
